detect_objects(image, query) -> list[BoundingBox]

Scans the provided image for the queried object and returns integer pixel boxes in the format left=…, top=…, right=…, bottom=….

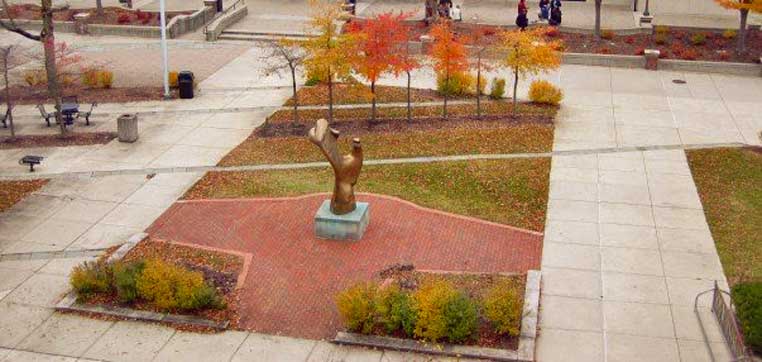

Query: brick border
left=176, top=192, right=544, bottom=236
left=54, top=232, right=252, bottom=330
left=332, top=270, right=542, bottom=361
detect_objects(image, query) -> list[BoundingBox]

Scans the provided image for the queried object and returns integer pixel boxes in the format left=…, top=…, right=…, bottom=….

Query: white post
left=159, top=0, right=170, bottom=99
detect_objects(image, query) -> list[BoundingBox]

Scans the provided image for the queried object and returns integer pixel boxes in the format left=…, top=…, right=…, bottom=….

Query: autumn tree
left=499, top=28, right=561, bottom=114
left=0, top=0, right=68, bottom=135
left=0, top=44, right=25, bottom=140
left=469, top=26, right=494, bottom=119
left=715, top=0, right=762, bottom=52
left=394, top=20, right=421, bottom=123
left=429, top=20, right=468, bottom=119
left=303, top=0, right=355, bottom=123
left=262, top=38, right=306, bottom=123
left=347, top=12, right=409, bottom=122
left=594, top=0, right=603, bottom=39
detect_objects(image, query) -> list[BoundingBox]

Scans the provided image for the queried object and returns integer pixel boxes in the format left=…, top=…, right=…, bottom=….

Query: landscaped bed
left=286, top=83, right=473, bottom=106
left=0, top=132, right=117, bottom=149
left=0, top=179, right=48, bottom=213
left=185, top=158, right=551, bottom=232
left=0, top=85, right=178, bottom=105
left=2, top=4, right=190, bottom=26
left=68, top=239, right=244, bottom=330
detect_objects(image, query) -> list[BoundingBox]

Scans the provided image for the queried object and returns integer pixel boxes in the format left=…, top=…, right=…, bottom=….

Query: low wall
left=563, top=52, right=645, bottom=68
left=205, top=5, right=248, bottom=41
left=168, top=5, right=216, bottom=38
left=659, top=59, right=762, bottom=76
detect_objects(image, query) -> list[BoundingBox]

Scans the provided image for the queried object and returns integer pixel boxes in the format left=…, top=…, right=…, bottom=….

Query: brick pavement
left=147, top=193, right=543, bottom=339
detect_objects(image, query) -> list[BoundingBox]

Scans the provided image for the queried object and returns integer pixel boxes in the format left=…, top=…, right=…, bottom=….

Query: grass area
left=285, top=84, right=456, bottom=106
left=185, top=159, right=551, bottom=232
left=269, top=102, right=556, bottom=124
left=0, top=179, right=48, bottom=213
left=220, top=124, right=553, bottom=166
left=687, top=147, right=762, bottom=285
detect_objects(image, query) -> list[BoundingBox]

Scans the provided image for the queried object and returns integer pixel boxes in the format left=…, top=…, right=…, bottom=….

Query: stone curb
left=53, top=232, right=229, bottom=331
left=332, top=269, right=542, bottom=361
left=0, top=248, right=109, bottom=261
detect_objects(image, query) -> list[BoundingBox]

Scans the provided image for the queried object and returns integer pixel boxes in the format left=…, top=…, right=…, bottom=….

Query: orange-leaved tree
left=347, top=12, right=409, bottom=122
left=395, top=20, right=421, bottom=123
left=303, top=0, right=356, bottom=123
left=715, top=0, right=762, bottom=52
left=499, top=28, right=561, bottom=114
left=429, top=20, right=468, bottom=119
left=468, top=26, right=495, bottom=119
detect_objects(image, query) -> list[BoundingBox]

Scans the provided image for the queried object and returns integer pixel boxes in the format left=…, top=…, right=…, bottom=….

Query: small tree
left=394, top=22, right=421, bottom=123
left=302, top=0, right=355, bottom=123
left=714, top=0, right=762, bottom=52
left=429, top=20, right=468, bottom=119
left=469, top=26, right=494, bottom=119
left=0, top=44, right=25, bottom=140
left=261, top=39, right=306, bottom=124
left=347, top=12, right=408, bottom=122
left=594, top=0, right=603, bottom=39
left=499, top=28, right=561, bottom=114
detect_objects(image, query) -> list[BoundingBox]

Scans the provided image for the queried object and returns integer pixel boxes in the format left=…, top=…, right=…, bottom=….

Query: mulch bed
left=0, top=85, right=177, bottom=105
left=2, top=4, right=190, bottom=26
left=0, top=179, right=48, bottom=213
left=0, top=132, right=117, bottom=149
left=287, top=84, right=472, bottom=107
left=376, top=265, right=525, bottom=350
left=78, top=239, right=244, bottom=330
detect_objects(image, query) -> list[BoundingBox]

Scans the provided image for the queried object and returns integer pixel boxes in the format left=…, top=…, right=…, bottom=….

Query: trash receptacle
left=178, top=71, right=194, bottom=99
left=117, top=114, right=139, bottom=143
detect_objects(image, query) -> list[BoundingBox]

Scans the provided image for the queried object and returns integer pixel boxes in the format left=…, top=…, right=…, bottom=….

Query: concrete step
left=217, top=33, right=308, bottom=42
left=220, top=30, right=316, bottom=38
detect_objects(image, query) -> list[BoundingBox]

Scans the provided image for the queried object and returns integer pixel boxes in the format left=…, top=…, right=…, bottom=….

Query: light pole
left=643, top=0, right=650, bottom=17
left=159, top=0, right=170, bottom=99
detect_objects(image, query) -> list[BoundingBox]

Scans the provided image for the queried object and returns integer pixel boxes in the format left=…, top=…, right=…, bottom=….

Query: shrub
left=113, top=260, right=144, bottom=303
left=82, top=67, right=100, bottom=88
left=690, top=33, right=706, bottom=46
left=624, top=36, right=636, bottom=44
left=722, top=29, right=737, bottom=39
left=23, top=68, right=47, bottom=86
left=654, top=25, right=670, bottom=35
left=413, top=279, right=458, bottom=342
left=117, top=13, right=131, bottom=24
left=528, top=80, right=563, bottom=106
left=544, top=27, right=560, bottom=38
left=98, top=70, right=114, bottom=89
left=376, top=285, right=417, bottom=336
left=483, top=280, right=523, bottom=336
left=679, top=48, right=700, bottom=60
left=5, top=4, right=23, bottom=18
left=443, top=293, right=478, bottom=343
left=336, top=282, right=378, bottom=334
left=634, top=47, right=646, bottom=56
left=597, top=46, right=611, bottom=54
left=600, top=30, right=615, bottom=40
left=732, top=282, right=762, bottom=353
left=489, top=78, right=506, bottom=100
left=437, top=72, right=483, bottom=97
left=717, top=50, right=731, bottom=61
left=70, top=261, right=113, bottom=297
left=169, top=71, right=179, bottom=88
left=474, top=74, right=487, bottom=96
left=654, top=33, right=668, bottom=45
left=135, top=259, right=223, bottom=311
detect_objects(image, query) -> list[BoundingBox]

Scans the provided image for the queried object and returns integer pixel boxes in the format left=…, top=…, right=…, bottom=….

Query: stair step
left=217, top=33, right=307, bottom=42
left=220, top=30, right=315, bottom=38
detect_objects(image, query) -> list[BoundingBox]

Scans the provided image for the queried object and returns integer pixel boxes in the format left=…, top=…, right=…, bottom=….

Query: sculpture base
left=314, top=200, right=369, bottom=241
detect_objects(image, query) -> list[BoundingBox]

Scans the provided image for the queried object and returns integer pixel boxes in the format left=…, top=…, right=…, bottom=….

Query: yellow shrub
left=70, top=261, right=113, bottom=297
left=722, top=29, right=737, bottom=39
left=601, top=29, right=615, bottom=40
left=23, top=68, right=47, bottom=86
left=528, top=80, right=563, bottom=105
left=336, top=281, right=378, bottom=334
left=413, top=279, right=458, bottom=342
left=437, top=72, right=484, bottom=97
left=82, top=67, right=100, bottom=88
left=483, top=280, right=523, bottom=336
left=98, top=70, right=114, bottom=89
left=169, top=71, right=179, bottom=88
left=135, top=258, right=221, bottom=311
left=654, top=25, right=670, bottom=35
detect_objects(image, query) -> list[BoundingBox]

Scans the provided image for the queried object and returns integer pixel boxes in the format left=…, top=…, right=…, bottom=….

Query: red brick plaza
left=147, top=193, right=543, bottom=339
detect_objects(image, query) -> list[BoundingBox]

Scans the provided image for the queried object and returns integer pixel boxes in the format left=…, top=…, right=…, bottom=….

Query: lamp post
left=643, top=0, right=650, bottom=17
left=159, top=0, right=170, bottom=99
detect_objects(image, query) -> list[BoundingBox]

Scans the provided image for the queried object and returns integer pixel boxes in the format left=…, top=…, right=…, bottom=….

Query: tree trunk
left=512, top=66, right=519, bottom=115
left=595, top=0, right=602, bottom=39
left=476, top=57, right=481, bottom=119
left=327, top=69, right=334, bottom=123
left=443, top=69, right=448, bottom=120
left=406, top=71, right=411, bottom=123
left=370, top=81, right=376, bottom=122
left=737, top=8, right=749, bottom=53
left=291, top=66, right=298, bottom=124
left=3, top=59, right=13, bottom=139
left=96, top=0, right=104, bottom=17
left=41, top=0, right=65, bottom=135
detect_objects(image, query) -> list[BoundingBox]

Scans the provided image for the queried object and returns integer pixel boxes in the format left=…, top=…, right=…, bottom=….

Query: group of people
left=425, top=0, right=463, bottom=22
left=516, top=0, right=562, bottom=30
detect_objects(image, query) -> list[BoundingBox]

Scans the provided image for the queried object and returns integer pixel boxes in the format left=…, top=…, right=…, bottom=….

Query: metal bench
left=37, top=104, right=56, bottom=127
left=78, top=102, right=97, bottom=126
left=19, top=155, right=44, bottom=172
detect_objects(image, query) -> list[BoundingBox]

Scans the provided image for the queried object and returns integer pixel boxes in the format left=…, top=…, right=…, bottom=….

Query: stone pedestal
left=117, top=114, right=139, bottom=143
left=644, top=49, right=660, bottom=71
left=73, top=13, right=90, bottom=34
left=314, top=200, right=369, bottom=241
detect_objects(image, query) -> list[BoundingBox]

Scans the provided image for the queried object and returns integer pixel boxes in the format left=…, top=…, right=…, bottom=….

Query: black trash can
left=178, top=71, right=194, bottom=99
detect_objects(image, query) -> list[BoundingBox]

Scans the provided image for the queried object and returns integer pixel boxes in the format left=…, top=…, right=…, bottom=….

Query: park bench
left=36, top=104, right=56, bottom=127
left=19, top=155, right=43, bottom=172
left=1, top=108, right=9, bottom=128
left=78, top=102, right=97, bottom=126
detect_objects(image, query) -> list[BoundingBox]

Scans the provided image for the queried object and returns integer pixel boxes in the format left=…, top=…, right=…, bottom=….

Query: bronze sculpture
left=308, top=119, right=363, bottom=215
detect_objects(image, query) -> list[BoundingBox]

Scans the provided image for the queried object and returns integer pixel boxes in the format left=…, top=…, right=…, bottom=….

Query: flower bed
left=66, top=239, right=245, bottom=329
left=0, top=179, right=47, bottom=213
left=335, top=265, right=526, bottom=349
left=2, top=4, right=190, bottom=26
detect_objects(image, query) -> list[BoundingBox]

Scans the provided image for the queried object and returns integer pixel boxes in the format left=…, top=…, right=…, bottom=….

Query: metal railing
left=695, top=281, right=753, bottom=362
left=202, top=0, right=245, bottom=35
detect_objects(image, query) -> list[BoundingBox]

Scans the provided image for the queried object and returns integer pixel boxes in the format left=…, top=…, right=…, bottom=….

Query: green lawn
left=185, top=159, right=551, bottom=232
left=687, top=147, right=762, bottom=285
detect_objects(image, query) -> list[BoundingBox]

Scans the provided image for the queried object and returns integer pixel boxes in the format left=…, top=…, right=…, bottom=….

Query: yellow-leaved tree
left=499, top=28, right=561, bottom=114
left=715, top=0, right=762, bottom=52
left=302, top=0, right=356, bottom=123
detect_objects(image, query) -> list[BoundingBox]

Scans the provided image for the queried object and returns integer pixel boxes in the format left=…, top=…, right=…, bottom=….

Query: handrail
left=203, top=0, right=245, bottom=35
left=695, top=281, right=753, bottom=362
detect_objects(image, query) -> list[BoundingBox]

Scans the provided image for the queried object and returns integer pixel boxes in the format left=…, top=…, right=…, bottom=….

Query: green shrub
left=722, top=29, right=737, bottom=39
left=443, top=293, right=478, bottom=343
left=489, top=78, right=506, bottom=100
left=135, top=259, right=223, bottom=311
left=70, top=261, right=113, bottom=297
left=112, top=260, right=145, bottom=303
left=528, top=80, right=563, bottom=106
left=483, top=280, right=523, bottom=336
left=732, top=282, right=762, bottom=353
left=336, top=282, right=378, bottom=334
left=413, top=279, right=458, bottom=342
left=690, top=33, right=706, bottom=46
left=377, top=285, right=417, bottom=336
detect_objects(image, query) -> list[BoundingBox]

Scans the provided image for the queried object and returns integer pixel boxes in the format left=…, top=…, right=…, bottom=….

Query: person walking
left=516, top=0, right=529, bottom=30
left=539, top=0, right=550, bottom=21
left=549, top=0, right=562, bottom=26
